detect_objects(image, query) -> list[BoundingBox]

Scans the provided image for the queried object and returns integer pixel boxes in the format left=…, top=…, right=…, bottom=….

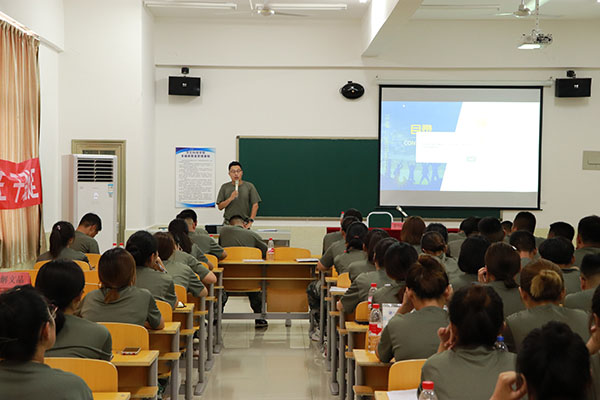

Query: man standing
left=70, top=213, right=102, bottom=254
left=216, top=161, right=261, bottom=227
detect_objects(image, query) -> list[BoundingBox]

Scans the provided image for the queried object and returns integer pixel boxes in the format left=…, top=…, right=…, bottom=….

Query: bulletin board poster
left=175, top=147, right=216, bottom=208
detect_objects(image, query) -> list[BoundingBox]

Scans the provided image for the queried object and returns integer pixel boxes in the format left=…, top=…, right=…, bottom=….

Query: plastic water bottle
left=367, top=304, right=382, bottom=353
left=367, top=283, right=377, bottom=310
left=340, top=211, right=345, bottom=221
left=494, top=335, right=508, bottom=352
left=266, top=238, right=275, bottom=261
left=419, top=381, right=438, bottom=400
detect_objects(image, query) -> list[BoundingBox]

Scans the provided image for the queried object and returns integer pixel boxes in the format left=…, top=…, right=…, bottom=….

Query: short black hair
left=578, top=215, right=600, bottom=245
left=501, top=220, right=513, bottom=233
left=517, top=321, right=590, bottom=400
left=477, top=217, right=504, bottom=243
left=421, top=231, right=446, bottom=253
left=538, top=237, right=574, bottom=266
left=344, top=208, right=363, bottom=221
left=341, top=216, right=359, bottom=233
left=79, top=213, right=102, bottom=231
left=509, top=230, right=537, bottom=253
left=425, top=223, right=448, bottom=244
left=581, top=254, right=600, bottom=280
left=366, top=229, right=390, bottom=263
left=592, top=285, right=600, bottom=317
left=125, top=231, right=157, bottom=266
left=177, top=209, right=198, bottom=224
left=513, top=211, right=537, bottom=233
left=229, top=215, right=246, bottom=225
left=485, top=242, right=520, bottom=289
left=549, top=221, right=575, bottom=241
left=459, top=216, right=481, bottom=237
left=374, top=237, right=398, bottom=267
left=228, top=161, right=242, bottom=170
left=458, top=235, right=490, bottom=274
left=383, top=242, right=419, bottom=282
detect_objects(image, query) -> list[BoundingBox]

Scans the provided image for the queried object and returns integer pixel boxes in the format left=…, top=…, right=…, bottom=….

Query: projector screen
left=379, top=85, right=542, bottom=209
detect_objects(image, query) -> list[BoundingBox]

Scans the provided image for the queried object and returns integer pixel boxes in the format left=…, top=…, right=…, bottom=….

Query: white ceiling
left=146, top=0, right=600, bottom=20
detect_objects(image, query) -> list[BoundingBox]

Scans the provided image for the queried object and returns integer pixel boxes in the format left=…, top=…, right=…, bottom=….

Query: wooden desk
left=353, top=349, right=392, bottom=396
left=111, top=350, right=159, bottom=400
left=173, top=303, right=194, bottom=400
left=346, top=321, right=367, bottom=400
left=92, top=393, right=131, bottom=400
left=328, top=286, right=347, bottom=398
left=212, top=267, right=224, bottom=353
left=149, top=321, right=181, bottom=400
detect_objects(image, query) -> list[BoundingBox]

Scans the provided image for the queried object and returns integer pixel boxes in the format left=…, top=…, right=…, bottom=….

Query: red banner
left=0, top=158, right=43, bottom=210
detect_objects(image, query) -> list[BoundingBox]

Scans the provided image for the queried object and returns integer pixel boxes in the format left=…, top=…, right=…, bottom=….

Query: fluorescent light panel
left=258, top=3, right=348, bottom=11
left=144, top=1, right=237, bottom=9
left=518, top=43, right=542, bottom=49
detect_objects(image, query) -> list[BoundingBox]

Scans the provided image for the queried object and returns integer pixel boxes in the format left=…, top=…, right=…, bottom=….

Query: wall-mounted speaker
left=169, top=76, right=201, bottom=96
left=555, top=78, right=591, bottom=98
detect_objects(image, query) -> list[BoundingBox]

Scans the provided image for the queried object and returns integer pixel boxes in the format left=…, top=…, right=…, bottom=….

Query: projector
left=519, top=30, right=553, bottom=49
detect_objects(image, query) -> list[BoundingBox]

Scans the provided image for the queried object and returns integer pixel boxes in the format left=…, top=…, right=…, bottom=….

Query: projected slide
left=380, top=86, right=541, bottom=208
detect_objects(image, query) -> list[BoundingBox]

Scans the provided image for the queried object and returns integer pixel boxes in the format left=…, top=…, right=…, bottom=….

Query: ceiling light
left=143, top=1, right=237, bottom=10
left=518, top=30, right=552, bottom=50
left=258, top=3, right=348, bottom=11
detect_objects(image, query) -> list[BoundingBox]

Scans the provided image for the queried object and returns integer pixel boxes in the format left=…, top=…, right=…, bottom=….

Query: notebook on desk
left=296, top=258, right=319, bottom=262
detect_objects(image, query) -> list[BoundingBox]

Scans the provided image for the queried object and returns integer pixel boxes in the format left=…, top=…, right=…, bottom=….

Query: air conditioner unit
left=62, top=154, right=118, bottom=253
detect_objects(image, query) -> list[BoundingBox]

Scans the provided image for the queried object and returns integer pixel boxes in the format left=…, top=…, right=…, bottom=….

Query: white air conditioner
left=62, top=154, right=118, bottom=253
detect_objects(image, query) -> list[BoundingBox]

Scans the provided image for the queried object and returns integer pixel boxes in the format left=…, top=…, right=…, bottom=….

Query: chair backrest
left=156, top=299, right=173, bottom=322
left=0, top=271, right=32, bottom=293
left=355, top=301, right=369, bottom=322
left=83, top=269, right=99, bottom=284
left=99, top=322, right=149, bottom=350
left=45, top=357, right=118, bottom=392
left=388, top=359, right=427, bottom=390
left=26, top=269, right=38, bottom=286
left=174, top=284, right=187, bottom=304
left=367, top=212, right=393, bottom=229
left=73, top=260, right=91, bottom=271
left=82, top=283, right=100, bottom=298
left=273, top=247, right=311, bottom=261
left=337, top=272, right=351, bottom=289
left=33, top=260, right=50, bottom=271
left=205, top=254, right=218, bottom=267
left=85, top=253, right=101, bottom=269
left=331, top=267, right=338, bottom=277
left=223, top=246, right=262, bottom=261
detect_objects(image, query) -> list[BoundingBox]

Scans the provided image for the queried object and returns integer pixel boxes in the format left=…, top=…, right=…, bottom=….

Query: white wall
left=0, top=0, right=64, bottom=48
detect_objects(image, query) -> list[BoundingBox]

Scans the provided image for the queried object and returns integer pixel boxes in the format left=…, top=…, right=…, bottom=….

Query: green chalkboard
left=237, top=137, right=500, bottom=219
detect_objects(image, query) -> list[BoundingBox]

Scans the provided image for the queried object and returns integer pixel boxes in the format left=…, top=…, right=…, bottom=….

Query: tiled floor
left=180, top=296, right=332, bottom=399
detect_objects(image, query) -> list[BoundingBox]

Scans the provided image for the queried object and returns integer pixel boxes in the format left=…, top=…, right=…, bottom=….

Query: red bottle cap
left=370, top=283, right=377, bottom=287
left=422, top=381, right=434, bottom=390
left=372, top=303, right=380, bottom=309
left=269, top=238, right=273, bottom=240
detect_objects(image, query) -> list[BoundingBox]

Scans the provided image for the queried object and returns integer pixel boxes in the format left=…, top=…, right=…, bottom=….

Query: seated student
left=177, top=209, right=226, bottom=260
left=317, top=215, right=358, bottom=272
left=79, top=248, right=164, bottom=329
left=478, top=217, right=505, bottom=244
left=565, top=254, right=600, bottom=312
left=333, top=221, right=368, bottom=275
left=585, top=286, right=600, bottom=399
left=491, top=322, right=591, bottom=400
left=372, top=242, right=419, bottom=305
left=168, top=218, right=213, bottom=269
left=337, top=237, right=398, bottom=313
left=574, top=215, right=600, bottom=267
left=125, top=231, right=177, bottom=309
left=478, top=242, right=525, bottom=317
left=547, top=221, right=575, bottom=241
left=377, top=255, right=450, bottom=362
left=348, top=229, right=389, bottom=281
left=154, top=232, right=207, bottom=298
left=504, top=259, right=589, bottom=352
left=447, top=216, right=480, bottom=258
left=37, top=221, right=89, bottom=263
left=450, top=235, right=490, bottom=291
left=425, top=223, right=449, bottom=247
left=510, top=211, right=545, bottom=248
left=70, top=213, right=102, bottom=254
left=501, top=220, right=513, bottom=238
left=421, top=231, right=460, bottom=280
left=538, top=237, right=580, bottom=294
left=420, top=285, right=515, bottom=400
left=510, top=230, right=538, bottom=269
left=0, top=286, right=93, bottom=400
left=322, top=208, right=362, bottom=254
left=400, top=216, right=426, bottom=254
left=35, top=260, right=112, bottom=360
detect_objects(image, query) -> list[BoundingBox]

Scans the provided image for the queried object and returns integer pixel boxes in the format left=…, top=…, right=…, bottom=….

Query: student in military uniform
left=125, top=231, right=177, bottom=309
left=585, top=285, right=600, bottom=400
left=70, top=213, right=102, bottom=254
left=420, top=285, right=516, bottom=400
left=400, top=216, right=426, bottom=254
left=372, top=242, right=419, bottom=305
left=501, top=220, right=513, bottom=238
left=447, top=216, right=480, bottom=258
left=377, top=255, right=450, bottom=362
left=509, top=211, right=545, bottom=248
left=574, top=215, right=600, bottom=267
left=478, top=242, right=524, bottom=317
left=216, top=161, right=261, bottom=226
left=177, top=209, right=227, bottom=260
left=450, top=235, right=490, bottom=291
left=425, top=223, right=450, bottom=249
left=510, top=230, right=538, bottom=269
left=337, top=237, right=398, bottom=313
left=154, top=232, right=207, bottom=298
left=0, top=286, right=93, bottom=400
left=317, top=215, right=359, bottom=272
left=565, top=254, right=600, bottom=312
left=333, top=222, right=368, bottom=275
left=420, top=231, right=460, bottom=281
left=539, top=237, right=581, bottom=294
left=37, top=221, right=89, bottom=264
left=478, top=217, right=506, bottom=244
left=79, top=247, right=164, bottom=329
left=35, top=260, right=112, bottom=360
left=169, top=245, right=217, bottom=286
left=503, top=259, right=589, bottom=352
left=322, top=208, right=363, bottom=254
left=547, top=221, right=575, bottom=241
left=348, top=229, right=389, bottom=281
left=168, top=218, right=213, bottom=268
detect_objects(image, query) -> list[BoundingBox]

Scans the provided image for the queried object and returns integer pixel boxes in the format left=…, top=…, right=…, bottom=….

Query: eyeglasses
left=229, top=169, right=242, bottom=174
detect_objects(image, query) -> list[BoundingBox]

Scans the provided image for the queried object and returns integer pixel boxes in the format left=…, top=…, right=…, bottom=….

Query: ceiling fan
left=495, top=0, right=559, bottom=18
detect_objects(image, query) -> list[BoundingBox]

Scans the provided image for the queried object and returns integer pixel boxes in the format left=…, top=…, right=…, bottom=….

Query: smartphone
left=121, top=347, right=141, bottom=355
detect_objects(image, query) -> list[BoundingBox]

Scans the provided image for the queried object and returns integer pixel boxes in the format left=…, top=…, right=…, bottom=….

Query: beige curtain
left=0, top=20, right=45, bottom=268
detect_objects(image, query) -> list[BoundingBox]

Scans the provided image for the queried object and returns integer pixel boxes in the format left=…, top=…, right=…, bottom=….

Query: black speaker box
left=169, top=76, right=201, bottom=96
left=555, top=78, right=591, bottom=98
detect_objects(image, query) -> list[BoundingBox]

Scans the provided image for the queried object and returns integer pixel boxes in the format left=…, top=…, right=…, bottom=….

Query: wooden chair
left=26, top=269, right=38, bottom=286
left=174, top=284, right=188, bottom=304
left=85, top=253, right=102, bottom=269
left=388, top=359, right=427, bottom=390
left=99, top=322, right=149, bottom=355
left=222, top=246, right=262, bottom=261
left=337, top=272, right=351, bottom=289
left=355, top=301, right=369, bottom=323
left=83, top=283, right=100, bottom=298
left=205, top=253, right=218, bottom=268
left=33, top=260, right=50, bottom=271
left=156, top=300, right=173, bottom=322
left=273, top=247, right=310, bottom=261
left=45, top=357, right=118, bottom=392
left=84, top=269, right=99, bottom=284
left=34, top=259, right=90, bottom=271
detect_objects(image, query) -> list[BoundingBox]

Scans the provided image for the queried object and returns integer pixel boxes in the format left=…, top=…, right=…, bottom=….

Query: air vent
left=76, top=158, right=114, bottom=182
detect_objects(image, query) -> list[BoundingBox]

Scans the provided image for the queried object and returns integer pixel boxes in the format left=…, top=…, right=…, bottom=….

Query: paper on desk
left=257, top=229, right=278, bottom=232
left=330, top=286, right=348, bottom=295
left=387, top=389, right=418, bottom=400
left=242, top=259, right=265, bottom=263
left=296, top=258, right=319, bottom=262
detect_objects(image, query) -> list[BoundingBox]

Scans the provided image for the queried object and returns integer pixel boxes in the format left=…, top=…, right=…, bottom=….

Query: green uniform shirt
left=216, top=180, right=261, bottom=222
left=171, top=250, right=211, bottom=280
left=564, top=288, right=595, bottom=312
left=80, top=286, right=162, bottom=329
left=333, top=248, right=367, bottom=275
left=340, top=269, right=394, bottom=313
left=37, top=247, right=89, bottom=263
left=320, top=240, right=346, bottom=269
left=218, top=225, right=267, bottom=257
left=485, top=280, right=525, bottom=318
left=590, top=353, right=600, bottom=400
left=189, top=230, right=225, bottom=259
left=447, top=231, right=466, bottom=243
left=190, top=243, right=209, bottom=264
left=164, top=258, right=206, bottom=297
left=323, top=230, right=343, bottom=254
left=378, top=306, right=448, bottom=362
left=450, top=272, right=477, bottom=291
left=372, top=280, right=405, bottom=305
left=504, top=303, right=590, bottom=352
left=70, top=231, right=100, bottom=254
left=447, top=238, right=465, bottom=259
left=435, top=253, right=460, bottom=281
left=562, top=267, right=582, bottom=295
left=0, top=361, right=93, bottom=400
left=520, top=257, right=534, bottom=269
left=348, top=260, right=375, bottom=282
left=46, top=314, right=112, bottom=361
left=421, top=346, right=516, bottom=400
left=575, top=247, right=600, bottom=267
left=134, top=266, right=177, bottom=309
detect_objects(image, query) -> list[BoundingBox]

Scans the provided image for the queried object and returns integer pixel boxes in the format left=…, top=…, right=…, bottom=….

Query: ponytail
left=49, top=221, right=75, bottom=259
left=484, top=242, right=520, bottom=289
left=168, top=219, right=193, bottom=254
left=345, top=222, right=368, bottom=252
left=98, top=248, right=137, bottom=303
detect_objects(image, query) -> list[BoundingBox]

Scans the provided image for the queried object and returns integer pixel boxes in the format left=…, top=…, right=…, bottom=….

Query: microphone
left=396, top=206, right=408, bottom=218
left=235, top=180, right=239, bottom=191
